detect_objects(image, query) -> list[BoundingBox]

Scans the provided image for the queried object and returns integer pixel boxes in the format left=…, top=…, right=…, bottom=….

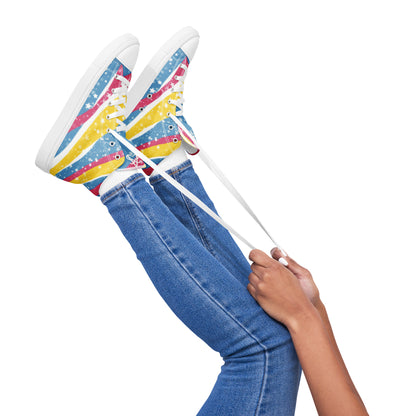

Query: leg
left=101, top=174, right=301, bottom=416
left=150, top=159, right=252, bottom=287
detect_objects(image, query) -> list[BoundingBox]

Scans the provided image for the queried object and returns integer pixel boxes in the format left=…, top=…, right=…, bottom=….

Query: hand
left=249, top=249, right=369, bottom=416
left=270, top=247, right=321, bottom=307
left=247, top=249, right=314, bottom=327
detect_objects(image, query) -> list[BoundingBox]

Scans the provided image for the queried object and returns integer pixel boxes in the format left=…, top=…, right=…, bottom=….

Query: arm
left=247, top=249, right=368, bottom=416
left=314, top=299, right=366, bottom=408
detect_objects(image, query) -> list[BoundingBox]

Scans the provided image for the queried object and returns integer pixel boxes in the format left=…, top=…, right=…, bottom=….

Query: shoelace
left=107, top=74, right=130, bottom=133
left=173, top=116, right=282, bottom=248
left=167, top=63, right=188, bottom=115
left=110, top=117, right=287, bottom=255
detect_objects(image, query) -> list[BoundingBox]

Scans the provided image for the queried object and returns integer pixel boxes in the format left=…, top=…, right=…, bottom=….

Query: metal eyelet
left=139, top=107, right=144, bottom=111
left=106, top=114, right=110, bottom=119
left=167, top=112, right=171, bottom=116
left=109, top=141, right=115, bottom=147
left=173, top=138, right=179, bottom=143
left=115, top=154, right=121, bottom=160
left=168, top=125, right=174, bottom=130
left=147, top=94, right=152, bottom=99
left=106, top=128, right=111, bottom=133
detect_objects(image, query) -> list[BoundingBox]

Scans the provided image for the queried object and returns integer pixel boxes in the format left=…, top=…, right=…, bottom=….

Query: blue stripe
left=83, top=176, right=105, bottom=191
left=55, top=58, right=130, bottom=158
left=80, top=58, right=123, bottom=114
left=55, top=134, right=123, bottom=180
left=55, top=124, right=81, bottom=157
left=144, top=48, right=188, bottom=98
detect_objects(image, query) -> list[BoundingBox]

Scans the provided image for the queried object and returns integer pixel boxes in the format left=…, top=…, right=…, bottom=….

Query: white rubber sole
left=35, top=34, right=139, bottom=173
left=125, top=26, right=199, bottom=116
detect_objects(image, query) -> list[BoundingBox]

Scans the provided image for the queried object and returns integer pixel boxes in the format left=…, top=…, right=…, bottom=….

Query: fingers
left=250, top=263, right=265, bottom=276
left=247, top=273, right=259, bottom=300
left=247, top=272, right=263, bottom=300
left=270, top=246, right=287, bottom=261
left=247, top=282, right=257, bottom=299
left=248, top=271, right=261, bottom=286
left=270, top=247, right=290, bottom=266
left=270, top=247, right=295, bottom=270
left=270, top=247, right=311, bottom=278
left=249, top=249, right=275, bottom=267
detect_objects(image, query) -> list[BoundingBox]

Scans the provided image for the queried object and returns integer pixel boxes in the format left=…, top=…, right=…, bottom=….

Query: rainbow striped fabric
left=123, top=48, right=197, bottom=175
left=50, top=59, right=132, bottom=195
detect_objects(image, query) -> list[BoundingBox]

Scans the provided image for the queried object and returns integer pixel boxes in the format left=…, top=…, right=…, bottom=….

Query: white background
left=1, top=1, right=415, bottom=414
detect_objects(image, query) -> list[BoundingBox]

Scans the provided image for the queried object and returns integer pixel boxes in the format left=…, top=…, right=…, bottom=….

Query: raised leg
left=150, top=160, right=252, bottom=288
left=101, top=174, right=301, bottom=415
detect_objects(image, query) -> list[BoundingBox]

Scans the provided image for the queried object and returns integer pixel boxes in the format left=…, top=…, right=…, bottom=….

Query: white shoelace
left=171, top=116, right=287, bottom=256
left=167, top=63, right=188, bottom=115
left=110, top=117, right=287, bottom=255
left=107, top=74, right=130, bottom=132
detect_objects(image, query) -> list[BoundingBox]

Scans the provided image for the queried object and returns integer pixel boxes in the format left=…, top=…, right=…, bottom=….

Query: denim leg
left=101, top=173, right=301, bottom=416
left=150, top=160, right=253, bottom=288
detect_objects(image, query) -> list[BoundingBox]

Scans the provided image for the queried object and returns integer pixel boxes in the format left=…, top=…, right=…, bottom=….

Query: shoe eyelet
left=147, top=94, right=152, bottom=99
left=168, top=99, right=172, bottom=104
left=167, top=112, right=171, bottom=116
left=115, top=154, right=121, bottom=160
left=106, top=128, right=111, bottom=133
left=173, top=138, right=179, bottom=143
left=109, top=141, right=115, bottom=147
left=168, top=125, right=174, bottom=130
left=106, top=114, right=110, bottom=119
left=139, top=107, right=144, bottom=112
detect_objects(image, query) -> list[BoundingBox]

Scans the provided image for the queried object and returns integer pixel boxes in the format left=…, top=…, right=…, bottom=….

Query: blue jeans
left=101, top=160, right=301, bottom=415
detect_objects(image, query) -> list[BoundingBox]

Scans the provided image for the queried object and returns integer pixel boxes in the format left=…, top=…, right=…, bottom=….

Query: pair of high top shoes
left=36, top=27, right=199, bottom=196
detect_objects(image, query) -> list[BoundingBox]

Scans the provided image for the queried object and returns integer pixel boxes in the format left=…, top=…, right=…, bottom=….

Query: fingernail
left=279, top=258, right=289, bottom=266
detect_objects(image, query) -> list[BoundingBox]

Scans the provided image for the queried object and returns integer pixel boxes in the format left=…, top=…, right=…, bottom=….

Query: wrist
left=286, top=301, right=322, bottom=335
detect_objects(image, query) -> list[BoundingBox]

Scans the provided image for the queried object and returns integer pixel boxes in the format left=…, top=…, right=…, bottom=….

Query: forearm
left=315, top=300, right=366, bottom=407
left=287, top=305, right=369, bottom=416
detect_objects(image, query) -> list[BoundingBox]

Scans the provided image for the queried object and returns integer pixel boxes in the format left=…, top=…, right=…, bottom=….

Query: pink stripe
left=68, top=66, right=130, bottom=133
left=132, top=58, right=189, bottom=113
left=89, top=183, right=101, bottom=196
left=178, top=126, right=197, bottom=146
left=137, top=134, right=181, bottom=150
left=178, top=126, right=199, bottom=155
left=63, top=150, right=124, bottom=182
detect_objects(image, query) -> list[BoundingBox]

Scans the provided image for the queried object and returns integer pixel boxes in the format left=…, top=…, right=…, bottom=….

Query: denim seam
left=171, top=170, right=216, bottom=254
left=100, top=173, right=145, bottom=204
left=122, top=184, right=269, bottom=415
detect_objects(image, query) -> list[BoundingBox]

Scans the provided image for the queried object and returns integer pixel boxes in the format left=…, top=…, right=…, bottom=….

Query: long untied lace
left=110, top=112, right=287, bottom=255
left=107, top=74, right=130, bottom=132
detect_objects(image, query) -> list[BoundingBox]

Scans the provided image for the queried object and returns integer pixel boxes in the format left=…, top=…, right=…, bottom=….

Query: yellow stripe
left=50, top=105, right=124, bottom=176
left=126, top=92, right=179, bottom=140
left=142, top=140, right=182, bottom=159
left=70, top=157, right=125, bottom=184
